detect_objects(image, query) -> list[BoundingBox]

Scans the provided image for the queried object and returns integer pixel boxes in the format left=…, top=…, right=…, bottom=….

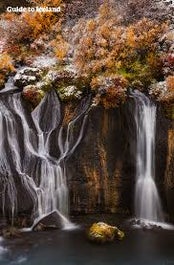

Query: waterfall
left=132, top=90, right=164, bottom=224
left=0, top=90, right=91, bottom=229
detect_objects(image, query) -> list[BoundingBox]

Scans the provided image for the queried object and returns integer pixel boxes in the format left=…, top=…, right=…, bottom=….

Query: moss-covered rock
left=87, top=222, right=125, bottom=243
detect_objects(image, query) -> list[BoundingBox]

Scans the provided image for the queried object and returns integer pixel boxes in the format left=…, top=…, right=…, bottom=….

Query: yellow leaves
left=51, top=35, right=69, bottom=61
left=98, top=2, right=111, bottom=20
left=20, top=0, right=64, bottom=39
left=0, top=53, right=15, bottom=87
left=0, top=53, right=15, bottom=73
left=98, top=24, right=111, bottom=40
left=23, top=11, right=58, bottom=38
left=126, top=27, right=136, bottom=48
left=86, top=20, right=96, bottom=32
left=81, top=37, right=93, bottom=48
left=126, top=18, right=167, bottom=51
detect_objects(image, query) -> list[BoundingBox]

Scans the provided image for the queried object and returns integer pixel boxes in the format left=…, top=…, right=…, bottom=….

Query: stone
left=32, top=211, right=62, bottom=232
left=1, top=227, right=21, bottom=239
left=14, top=67, right=42, bottom=88
left=87, top=222, right=125, bottom=243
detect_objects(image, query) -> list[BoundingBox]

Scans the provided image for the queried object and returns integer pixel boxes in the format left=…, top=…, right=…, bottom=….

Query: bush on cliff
left=71, top=2, right=167, bottom=107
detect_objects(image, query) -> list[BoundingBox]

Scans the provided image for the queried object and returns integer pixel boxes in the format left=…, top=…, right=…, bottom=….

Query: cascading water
left=0, top=88, right=91, bottom=229
left=132, top=90, right=164, bottom=225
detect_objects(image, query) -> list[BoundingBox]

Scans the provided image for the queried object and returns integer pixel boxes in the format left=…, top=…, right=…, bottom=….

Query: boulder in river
left=32, top=211, right=62, bottom=232
left=88, top=222, right=125, bottom=243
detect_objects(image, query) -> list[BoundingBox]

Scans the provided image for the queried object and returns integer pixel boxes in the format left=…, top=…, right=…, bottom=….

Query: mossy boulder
left=88, top=222, right=125, bottom=243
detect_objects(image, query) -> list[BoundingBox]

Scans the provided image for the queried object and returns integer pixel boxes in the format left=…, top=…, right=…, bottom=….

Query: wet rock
left=32, top=211, right=62, bottom=232
left=87, top=222, right=125, bottom=243
left=14, top=67, right=42, bottom=89
left=0, top=218, right=7, bottom=230
left=1, top=227, right=21, bottom=239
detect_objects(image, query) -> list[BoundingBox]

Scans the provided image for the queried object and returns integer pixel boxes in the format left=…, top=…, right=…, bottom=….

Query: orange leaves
left=0, top=0, right=66, bottom=63
left=126, top=18, right=166, bottom=51
left=98, top=24, right=111, bottom=40
left=126, top=28, right=137, bottom=49
left=0, top=53, right=15, bottom=73
left=51, top=35, right=69, bottom=61
left=22, top=11, right=60, bottom=39
left=86, top=20, right=96, bottom=32
left=0, top=53, right=15, bottom=88
left=71, top=2, right=168, bottom=108
left=166, top=76, right=174, bottom=92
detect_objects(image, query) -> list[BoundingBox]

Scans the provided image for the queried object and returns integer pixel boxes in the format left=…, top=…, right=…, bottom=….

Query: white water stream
left=0, top=90, right=90, bottom=229
left=132, top=90, right=166, bottom=227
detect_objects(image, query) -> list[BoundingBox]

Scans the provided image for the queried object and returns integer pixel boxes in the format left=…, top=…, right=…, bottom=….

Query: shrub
left=0, top=0, right=67, bottom=65
left=0, top=52, right=15, bottom=88
left=71, top=2, right=166, bottom=107
left=91, top=74, right=128, bottom=108
left=0, top=53, right=15, bottom=73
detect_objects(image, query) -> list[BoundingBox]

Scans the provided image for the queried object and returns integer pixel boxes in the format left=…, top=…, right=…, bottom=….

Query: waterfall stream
left=0, top=89, right=91, bottom=229
left=132, top=90, right=165, bottom=226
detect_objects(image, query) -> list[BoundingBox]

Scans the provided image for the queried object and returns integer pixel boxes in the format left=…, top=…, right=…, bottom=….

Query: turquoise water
left=1, top=226, right=174, bottom=265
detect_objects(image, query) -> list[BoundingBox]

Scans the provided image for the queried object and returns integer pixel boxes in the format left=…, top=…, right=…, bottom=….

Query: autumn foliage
left=0, top=0, right=66, bottom=60
left=71, top=2, right=167, bottom=107
left=0, top=0, right=173, bottom=108
left=0, top=53, right=15, bottom=88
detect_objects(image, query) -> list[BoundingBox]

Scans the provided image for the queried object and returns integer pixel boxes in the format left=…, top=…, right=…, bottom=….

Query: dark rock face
left=68, top=101, right=174, bottom=220
left=0, top=92, right=173, bottom=221
left=155, top=103, right=174, bottom=220
left=68, top=103, right=135, bottom=216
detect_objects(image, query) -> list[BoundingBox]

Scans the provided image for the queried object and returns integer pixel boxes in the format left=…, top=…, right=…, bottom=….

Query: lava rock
left=32, top=211, right=62, bottom=232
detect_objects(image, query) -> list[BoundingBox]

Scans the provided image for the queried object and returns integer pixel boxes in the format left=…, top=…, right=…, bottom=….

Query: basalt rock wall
left=68, top=102, right=174, bottom=220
